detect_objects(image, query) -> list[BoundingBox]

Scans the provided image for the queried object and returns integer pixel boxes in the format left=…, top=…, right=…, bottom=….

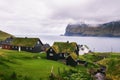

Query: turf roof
left=11, top=38, right=40, bottom=47
left=69, top=52, right=78, bottom=61
left=51, top=42, right=77, bottom=54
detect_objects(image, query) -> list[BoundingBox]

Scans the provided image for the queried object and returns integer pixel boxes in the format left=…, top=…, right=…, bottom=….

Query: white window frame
left=49, top=53, right=53, bottom=56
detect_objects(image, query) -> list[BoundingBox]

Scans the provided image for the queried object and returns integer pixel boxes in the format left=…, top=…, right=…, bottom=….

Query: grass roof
left=11, top=38, right=40, bottom=47
left=69, top=52, right=78, bottom=61
left=0, top=30, right=13, bottom=41
left=51, top=42, right=77, bottom=54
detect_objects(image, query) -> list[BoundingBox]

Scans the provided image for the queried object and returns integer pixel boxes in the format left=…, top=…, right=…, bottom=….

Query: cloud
left=50, top=0, right=120, bottom=23
left=0, top=0, right=120, bottom=35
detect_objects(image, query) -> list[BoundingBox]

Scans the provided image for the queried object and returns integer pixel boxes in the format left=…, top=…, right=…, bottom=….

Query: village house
left=11, top=37, right=44, bottom=52
left=46, top=41, right=79, bottom=66
left=1, top=37, right=13, bottom=50
left=1, top=37, right=44, bottom=53
left=78, top=45, right=90, bottom=55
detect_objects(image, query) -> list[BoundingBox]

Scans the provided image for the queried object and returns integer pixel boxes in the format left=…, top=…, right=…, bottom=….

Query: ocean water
left=16, top=35, right=120, bottom=52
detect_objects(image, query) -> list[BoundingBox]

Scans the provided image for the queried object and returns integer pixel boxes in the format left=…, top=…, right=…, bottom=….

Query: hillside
left=0, top=30, right=13, bottom=41
left=65, top=21, right=120, bottom=37
left=0, top=49, right=120, bottom=80
left=78, top=52, right=120, bottom=80
left=0, top=49, right=72, bottom=80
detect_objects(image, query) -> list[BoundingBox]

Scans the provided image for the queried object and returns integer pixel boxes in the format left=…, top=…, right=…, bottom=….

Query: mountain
left=64, top=21, right=120, bottom=37
left=0, top=30, right=13, bottom=41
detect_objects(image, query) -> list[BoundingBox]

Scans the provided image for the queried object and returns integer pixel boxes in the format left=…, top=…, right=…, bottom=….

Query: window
left=81, top=48, right=84, bottom=51
left=49, top=53, right=53, bottom=56
left=26, top=47, right=28, bottom=50
left=30, top=48, right=32, bottom=50
left=15, top=46, right=17, bottom=49
left=50, top=49, right=52, bottom=51
left=37, top=41, right=40, bottom=44
left=60, top=54, right=62, bottom=57
left=5, top=46, right=7, bottom=48
left=64, top=54, right=66, bottom=57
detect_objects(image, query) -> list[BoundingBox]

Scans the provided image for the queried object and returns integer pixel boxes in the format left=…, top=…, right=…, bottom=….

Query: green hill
left=0, top=30, right=13, bottom=41
left=0, top=49, right=72, bottom=80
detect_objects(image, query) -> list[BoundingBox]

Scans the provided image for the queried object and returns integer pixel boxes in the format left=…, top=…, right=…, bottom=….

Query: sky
left=0, top=0, right=120, bottom=35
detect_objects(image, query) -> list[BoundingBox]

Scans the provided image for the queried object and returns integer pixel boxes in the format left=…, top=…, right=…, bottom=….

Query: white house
left=78, top=45, right=90, bottom=55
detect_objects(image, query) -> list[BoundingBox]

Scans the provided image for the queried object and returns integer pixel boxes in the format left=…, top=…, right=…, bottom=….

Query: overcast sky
left=0, top=0, right=120, bottom=35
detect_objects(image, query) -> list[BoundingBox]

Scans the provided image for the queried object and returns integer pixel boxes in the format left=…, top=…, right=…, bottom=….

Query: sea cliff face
left=65, top=21, right=120, bottom=37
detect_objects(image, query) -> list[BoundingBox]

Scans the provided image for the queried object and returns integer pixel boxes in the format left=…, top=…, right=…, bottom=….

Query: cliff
left=65, top=21, right=120, bottom=37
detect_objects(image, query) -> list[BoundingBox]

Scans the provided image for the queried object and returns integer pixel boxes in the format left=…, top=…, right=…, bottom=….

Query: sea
left=15, top=35, right=120, bottom=52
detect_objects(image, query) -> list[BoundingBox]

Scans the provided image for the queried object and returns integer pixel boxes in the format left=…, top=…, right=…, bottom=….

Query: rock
left=64, top=20, right=120, bottom=37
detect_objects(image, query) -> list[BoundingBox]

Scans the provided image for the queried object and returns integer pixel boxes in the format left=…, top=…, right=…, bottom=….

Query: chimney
left=67, top=41, right=69, bottom=43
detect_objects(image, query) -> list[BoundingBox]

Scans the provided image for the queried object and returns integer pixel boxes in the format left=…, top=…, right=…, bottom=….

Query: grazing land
left=0, top=49, right=120, bottom=80
left=0, top=49, right=72, bottom=80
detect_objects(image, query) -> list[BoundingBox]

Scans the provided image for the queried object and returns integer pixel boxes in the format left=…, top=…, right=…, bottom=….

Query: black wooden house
left=11, top=37, right=44, bottom=52
left=46, top=42, right=79, bottom=66
left=1, top=37, right=44, bottom=53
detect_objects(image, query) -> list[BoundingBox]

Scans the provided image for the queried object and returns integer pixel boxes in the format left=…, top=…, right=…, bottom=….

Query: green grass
left=0, top=49, right=120, bottom=80
left=97, top=53, right=120, bottom=80
left=80, top=52, right=120, bottom=80
left=0, top=30, right=13, bottom=41
left=0, top=49, right=72, bottom=80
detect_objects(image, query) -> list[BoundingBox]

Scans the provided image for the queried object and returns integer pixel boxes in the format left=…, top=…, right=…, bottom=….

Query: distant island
left=64, top=20, right=120, bottom=37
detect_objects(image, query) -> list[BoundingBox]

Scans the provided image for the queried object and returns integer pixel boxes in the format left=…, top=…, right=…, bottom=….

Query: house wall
left=58, top=53, right=66, bottom=59
left=11, top=46, right=42, bottom=53
left=11, top=46, right=19, bottom=50
left=32, top=46, right=43, bottom=53
left=32, top=40, right=44, bottom=52
left=2, top=44, right=12, bottom=50
left=46, top=48, right=59, bottom=60
left=66, top=56, right=77, bottom=67
left=79, top=45, right=89, bottom=55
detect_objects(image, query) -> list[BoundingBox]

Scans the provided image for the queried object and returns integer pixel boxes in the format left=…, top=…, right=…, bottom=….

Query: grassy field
left=0, top=49, right=72, bottom=80
left=0, top=49, right=120, bottom=80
